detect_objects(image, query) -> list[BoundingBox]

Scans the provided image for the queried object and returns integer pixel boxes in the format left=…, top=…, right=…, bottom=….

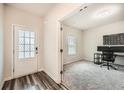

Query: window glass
left=25, top=45, right=30, bottom=52
left=67, top=36, right=76, bottom=55
left=18, top=52, right=24, bottom=59
left=31, top=32, right=35, bottom=38
left=19, top=30, right=24, bottom=37
left=18, top=45, right=24, bottom=52
left=25, top=52, right=30, bottom=58
left=31, top=45, right=35, bottom=51
left=31, top=52, right=35, bottom=57
left=19, top=38, right=24, bottom=44
left=25, top=31, right=30, bottom=37
left=31, top=38, right=35, bottom=44
left=18, top=30, right=35, bottom=59
left=25, top=38, right=30, bottom=44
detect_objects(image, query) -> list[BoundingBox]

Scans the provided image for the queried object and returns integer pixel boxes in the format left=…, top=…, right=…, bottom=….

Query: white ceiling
left=7, top=3, right=56, bottom=17
left=62, top=4, right=124, bottom=30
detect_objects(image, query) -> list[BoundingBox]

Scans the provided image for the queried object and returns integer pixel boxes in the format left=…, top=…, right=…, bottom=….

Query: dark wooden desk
left=94, top=53, right=124, bottom=65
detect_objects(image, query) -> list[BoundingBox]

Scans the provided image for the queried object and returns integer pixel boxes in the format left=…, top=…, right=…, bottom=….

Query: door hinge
left=60, top=49, right=63, bottom=53
left=60, top=27, right=63, bottom=31
left=13, top=68, right=14, bottom=73
left=60, top=70, right=63, bottom=74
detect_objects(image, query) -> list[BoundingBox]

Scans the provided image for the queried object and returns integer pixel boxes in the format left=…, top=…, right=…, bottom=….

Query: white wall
left=4, top=5, right=44, bottom=80
left=82, top=20, right=124, bottom=62
left=0, top=4, right=4, bottom=88
left=63, top=24, right=83, bottom=65
left=43, top=4, right=82, bottom=83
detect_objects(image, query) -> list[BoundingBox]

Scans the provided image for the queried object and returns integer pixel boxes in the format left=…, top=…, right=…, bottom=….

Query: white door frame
left=59, top=23, right=64, bottom=83
left=12, top=24, right=38, bottom=79
left=58, top=4, right=91, bottom=83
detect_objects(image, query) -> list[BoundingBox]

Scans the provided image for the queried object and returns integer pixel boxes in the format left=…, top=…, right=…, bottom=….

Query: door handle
left=35, top=47, right=38, bottom=54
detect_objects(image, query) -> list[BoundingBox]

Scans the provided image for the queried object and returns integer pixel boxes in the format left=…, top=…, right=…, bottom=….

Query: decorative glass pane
left=31, top=38, right=35, bottom=44
left=19, top=30, right=24, bottom=37
left=25, top=45, right=30, bottom=52
left=19, top=38, right=24, bottom=44
left=31, top=45, right=35, bottom=51
left=31, top=52, right=35, bottom=57
left=18, top=45, right=24, bottom=52
left=18, top=52, right=24, bottom=59
left=31, top=32, right=35, bottom=38
left=25, top=52, right=30, bottom=58
left=25, top=31, right=30, bottom=37
left=17, top=30, right=35, bottom=59
left=25, top=38, right=30, bottom=44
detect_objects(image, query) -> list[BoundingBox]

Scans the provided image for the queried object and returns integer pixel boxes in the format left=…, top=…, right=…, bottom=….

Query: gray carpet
left=63, top=61, right=124, bottom=90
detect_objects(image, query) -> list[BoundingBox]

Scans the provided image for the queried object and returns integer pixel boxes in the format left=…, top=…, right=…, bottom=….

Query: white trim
left=12, top=24, right=33, bottom=29
left=3, top=69, right=44, bottom=82
left=38, top=68, right=44, bottom=72
left=0, top=80, right=4, bottom=89
left=4, top=70, right=39, bottom=81
left=59, top=4, right=92, bottom=83
left=4, top=76, right=12, bottom=82
left=44, top=70, right=59, bottom=84
left=13, top=70, right=38, bottom=79
left=12, top=24, right=14, bottom=79
left=63, top=59, right=84, bottom=65
left=82, top=59, right=93, bottom=62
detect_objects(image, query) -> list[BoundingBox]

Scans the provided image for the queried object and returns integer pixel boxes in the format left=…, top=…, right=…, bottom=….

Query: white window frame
left=67, top=36, right=77, bottom=55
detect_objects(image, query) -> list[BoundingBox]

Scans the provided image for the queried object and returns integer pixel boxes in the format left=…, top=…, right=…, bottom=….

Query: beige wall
left=44, top=4, right=82, bottom=83
left=4, top=5, right=43, bottom=80
left=0, top=4, right=4, bottom=88
left=63, top=24, right=83, bottom=65
left=82, top=20, right=124, bottom=61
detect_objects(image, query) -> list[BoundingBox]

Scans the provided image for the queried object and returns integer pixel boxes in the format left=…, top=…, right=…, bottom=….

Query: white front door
left=13, top=25, right=38, bottom=78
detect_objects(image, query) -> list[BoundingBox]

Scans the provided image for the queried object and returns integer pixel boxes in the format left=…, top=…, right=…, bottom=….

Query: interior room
left=61, top=3, right=124, bottom=89
left=0, top=3, right=82, bottom=90
left=1, top=3, right=124, bottom=90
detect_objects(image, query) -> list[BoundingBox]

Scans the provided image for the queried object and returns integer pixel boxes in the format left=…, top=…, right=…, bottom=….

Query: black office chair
left=100, top=52, right=117, bottom=70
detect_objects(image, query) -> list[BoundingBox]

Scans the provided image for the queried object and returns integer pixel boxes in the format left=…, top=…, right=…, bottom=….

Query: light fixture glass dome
left=93, top=5, right=121, bottom=19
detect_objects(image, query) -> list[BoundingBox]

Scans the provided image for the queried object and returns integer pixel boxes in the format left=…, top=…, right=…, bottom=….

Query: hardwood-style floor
left=2, top=71, right=66, bottom=90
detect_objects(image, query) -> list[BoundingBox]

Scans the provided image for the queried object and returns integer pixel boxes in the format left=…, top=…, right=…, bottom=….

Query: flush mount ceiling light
left=80, top=6, right=88, bottom=11
left=97, top=9, right=111, bottom=17
left=93, top=5, right=120, bottom=19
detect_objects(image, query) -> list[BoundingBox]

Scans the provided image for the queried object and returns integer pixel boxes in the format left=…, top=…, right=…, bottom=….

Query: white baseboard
left=4, top=76, right=12, bottom=82
left=82, top=59, right=93, bottom=62
left=64, top=59, right=84, bottom=65
left=44, top=70, right=60, bottom=84
left=38, top=68, right=44, bottom=72
left=3, top=69, right=44, bottom=83
left=0, top=80, right=4, bottom=89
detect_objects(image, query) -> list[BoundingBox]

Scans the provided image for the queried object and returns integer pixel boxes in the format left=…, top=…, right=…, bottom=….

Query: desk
left=94, top=53, right=124, bottom=65
left=115, top=54, right=124, bottom=57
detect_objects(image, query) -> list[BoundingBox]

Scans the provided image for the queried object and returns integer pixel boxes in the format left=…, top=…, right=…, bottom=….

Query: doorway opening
left=60, top=3, right=124, bottom=90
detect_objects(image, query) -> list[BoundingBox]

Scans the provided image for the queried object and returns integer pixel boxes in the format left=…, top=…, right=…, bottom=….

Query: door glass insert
left=17, top=30, right=35, bottom=59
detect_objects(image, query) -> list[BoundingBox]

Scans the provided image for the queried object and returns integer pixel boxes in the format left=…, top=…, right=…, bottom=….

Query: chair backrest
left=102, top=52, right=115, bottom=62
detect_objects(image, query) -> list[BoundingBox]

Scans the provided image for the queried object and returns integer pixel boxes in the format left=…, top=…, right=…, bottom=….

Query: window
left=17, top=30, right=35, bottom=59
left=67, top=36, right=76, bottom=55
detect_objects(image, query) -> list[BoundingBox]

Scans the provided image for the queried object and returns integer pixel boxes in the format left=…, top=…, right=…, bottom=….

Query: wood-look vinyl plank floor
left=2, top=71, right=65, bottom=90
